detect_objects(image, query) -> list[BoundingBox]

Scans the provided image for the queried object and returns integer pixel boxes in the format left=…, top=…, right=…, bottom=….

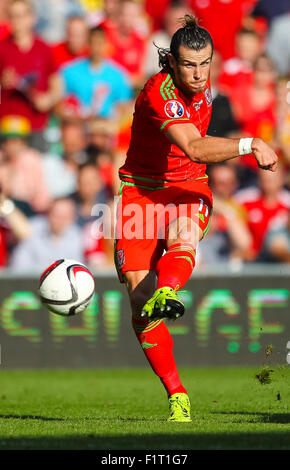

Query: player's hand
left=251, top=138, right=278, bottom=172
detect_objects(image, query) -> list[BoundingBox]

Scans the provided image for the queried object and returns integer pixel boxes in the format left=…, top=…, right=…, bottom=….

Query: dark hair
left=157, top=15, right=213, bottom=70
left=253, top=53, right=273, bottom=70
left=89, top=25, right=106, bottom=37
left=67, top=15, right=86, bottom=24
left=237, top=27, right=259, bottom=38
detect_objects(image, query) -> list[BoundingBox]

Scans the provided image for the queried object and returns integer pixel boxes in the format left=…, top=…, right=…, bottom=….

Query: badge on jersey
left=116, top=249, right=125, bottom=268
left=204, top=88, right=213, bottom=106
left=164, top=100, right=184, bottom=118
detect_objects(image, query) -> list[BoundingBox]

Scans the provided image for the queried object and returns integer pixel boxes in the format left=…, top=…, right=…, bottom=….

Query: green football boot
left=141, top=286, right=185, bottom=321
left=168, top=393, right=192, bottom=422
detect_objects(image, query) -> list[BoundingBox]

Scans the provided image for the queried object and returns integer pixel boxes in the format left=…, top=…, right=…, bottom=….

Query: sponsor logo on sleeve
left=164, top=100, right=184, bottom=118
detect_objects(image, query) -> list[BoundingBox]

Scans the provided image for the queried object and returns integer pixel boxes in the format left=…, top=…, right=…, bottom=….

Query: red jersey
left=119, top=70, right=213, bottom=188
left=0, top=35, right=56, bottom=131
left=101, top=20, right=146, bottom=80
left=0, top=22, right=10, bottom=41
left=189, top=0, right=257, bottom=60
left=0, top=225, right=7, bottom=267
left=52, top=42, right=89, bottom=70
left=235, top=188, right=290, bottom=256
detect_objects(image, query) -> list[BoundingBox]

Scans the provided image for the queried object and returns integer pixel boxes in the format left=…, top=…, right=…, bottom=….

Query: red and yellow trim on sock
left=166, top=243, right=196, bottom=271
left=156, top=242, right=196, bottom=291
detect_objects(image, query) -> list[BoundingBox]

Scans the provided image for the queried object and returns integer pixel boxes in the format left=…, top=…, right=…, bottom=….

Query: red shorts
left=114, top=179, right=213, bottom=283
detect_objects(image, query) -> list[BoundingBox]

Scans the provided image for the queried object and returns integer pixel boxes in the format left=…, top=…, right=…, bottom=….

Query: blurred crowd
left=0, top=0, right=289, bottom=273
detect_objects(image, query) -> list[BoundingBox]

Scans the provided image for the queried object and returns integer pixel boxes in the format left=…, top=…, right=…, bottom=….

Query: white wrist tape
left=239, top=138, right=253, bottom=156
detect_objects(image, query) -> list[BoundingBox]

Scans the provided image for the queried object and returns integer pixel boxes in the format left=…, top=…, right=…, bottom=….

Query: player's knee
left=167, top=217, right=202, bottom=247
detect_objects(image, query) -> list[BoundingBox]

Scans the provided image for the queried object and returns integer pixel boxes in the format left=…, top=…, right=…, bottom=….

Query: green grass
left=0, top=367, right=290, bottom=450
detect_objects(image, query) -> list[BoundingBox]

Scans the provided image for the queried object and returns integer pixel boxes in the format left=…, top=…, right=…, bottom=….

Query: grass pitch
left=0, top=367, right=290, bottom=450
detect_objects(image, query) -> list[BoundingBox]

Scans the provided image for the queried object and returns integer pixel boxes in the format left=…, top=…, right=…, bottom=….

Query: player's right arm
left=166, top=122, right=278, bottom=172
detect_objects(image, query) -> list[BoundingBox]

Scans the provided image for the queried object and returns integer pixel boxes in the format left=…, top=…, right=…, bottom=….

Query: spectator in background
left=71, top=163, right=108, bottom=227
left=189, top=0, right=257, bottom=60
left=144, top=2, right=190, bottom=78
left=224, top=52, right=278, bottom=189
left=86, top=144, right=116, bottom=196
left=9, top=197, right=84, bottom=273
left=198, top=163, right=252, bottom=267
left=59, top=26, right=133, bottom=120
left=219, top=28, right=262, bottom=94
left=235, top=165, right=290, bottom=261
left=0, top=0, right=10, bottom=40
left=196, top=211, right=243, bottom=268
left=31, top=0, right=84, bottom=44
left=267, top=13, right=290, bottom=75
left=84, top=197, right=115, bottom=270
left=275, top=75, right=290, bottom=167
left=0, top=0, right=62, bottom=152
left=249, top=0, right=289, bottom=26
left=88, top=0, right=121, bottom=29
left=144, top=0, right=171, bottom=32
left=52, top=16, right=90, bottom=70
left=207, top=51, right=239, bottom=138
left=86, top=117, right=123, bottom=195
left=259, top=211, right=290, bottom=263
left=229, top=54, right=277, bottom=170
left=86, top=117, right=117, bottom=152
left=43, top=120, right=88, bottom=199
left=102, top=0, right=148, bottom=87
left=0, top=116, right=51, bottom=214
left=0, top=189, right=31, bottom=268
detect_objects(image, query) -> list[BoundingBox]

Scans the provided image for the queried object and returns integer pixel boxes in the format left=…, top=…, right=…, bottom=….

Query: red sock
left=156, top=242, right=196, bottom=290
left=132, top=317, right=187, bottom=397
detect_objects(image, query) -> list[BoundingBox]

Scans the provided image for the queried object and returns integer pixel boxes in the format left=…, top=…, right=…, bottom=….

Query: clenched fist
left=252, top=138, right=278, bottom=172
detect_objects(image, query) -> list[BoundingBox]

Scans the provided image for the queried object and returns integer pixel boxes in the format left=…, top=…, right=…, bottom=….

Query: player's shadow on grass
left=82, top=417, right=165, bottom=422
left=0, top=414, right=165, bottom=423
left=2, top=432, right=290, bottom=450
left=212, top=411, right=290, bottom=424
left=0, top=414, right=65, bottom=421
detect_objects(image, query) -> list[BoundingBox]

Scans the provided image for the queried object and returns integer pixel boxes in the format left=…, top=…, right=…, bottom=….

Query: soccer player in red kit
left=114, top=15, right=278, bottom=422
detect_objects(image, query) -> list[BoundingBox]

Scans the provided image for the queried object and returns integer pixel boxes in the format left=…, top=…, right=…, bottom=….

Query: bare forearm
left=6, top=209, right=31, bottom=240
left=32, top=74, right=62, bottom=112
left=188, top=137, right=239, bottom=163
left=0, top=199, right=31, bottom=240
left=166, top=124, right=278, bottom=171
left=226, top=217, right=252, bottom=252
left=189, top=136, right=278, bottom=171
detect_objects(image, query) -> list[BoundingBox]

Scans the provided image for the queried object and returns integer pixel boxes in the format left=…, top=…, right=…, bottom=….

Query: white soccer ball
left=39, top=259, right=95, bottom=316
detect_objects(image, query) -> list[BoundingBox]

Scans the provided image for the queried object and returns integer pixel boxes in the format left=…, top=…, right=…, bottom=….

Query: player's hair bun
left=182, top=14, right=199, bottom=29
left=156, top=14, right=213, bottom=71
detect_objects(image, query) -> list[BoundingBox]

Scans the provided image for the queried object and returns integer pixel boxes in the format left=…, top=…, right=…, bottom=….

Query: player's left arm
left=166, top=122, right=278, bottom=171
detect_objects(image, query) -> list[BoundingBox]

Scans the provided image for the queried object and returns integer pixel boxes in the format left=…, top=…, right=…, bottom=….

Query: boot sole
left=151, top=299, right=185, bottom=321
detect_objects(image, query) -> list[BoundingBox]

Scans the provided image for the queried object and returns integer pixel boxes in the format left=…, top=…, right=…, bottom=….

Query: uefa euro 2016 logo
left=164, top=100, right=184, bottom=118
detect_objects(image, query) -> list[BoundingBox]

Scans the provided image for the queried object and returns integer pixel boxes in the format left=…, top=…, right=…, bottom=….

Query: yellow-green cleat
left=167, top=393, right=192, bottom=422
left=141, top=286, right=184, bottom=321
